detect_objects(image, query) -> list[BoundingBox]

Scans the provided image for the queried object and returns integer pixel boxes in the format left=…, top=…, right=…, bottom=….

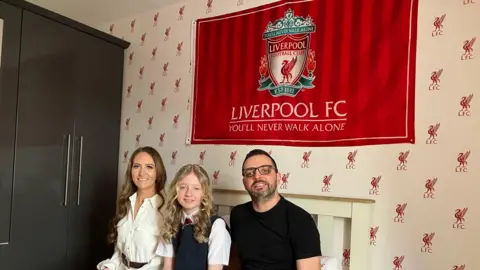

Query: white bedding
left=221, top=215, right=338, bottom=270
left=320, top=256, right=338, bottom=270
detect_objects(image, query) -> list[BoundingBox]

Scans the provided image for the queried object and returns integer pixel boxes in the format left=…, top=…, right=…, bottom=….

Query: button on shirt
left=97, top=193, right=165, bottom=270
left=156, top=210, right=232, bottom=265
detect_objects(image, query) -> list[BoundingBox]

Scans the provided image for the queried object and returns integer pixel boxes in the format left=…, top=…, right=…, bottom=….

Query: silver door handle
left=77, top=136, right=83, bottom=205
left=64, top=134, right=71, bottom=206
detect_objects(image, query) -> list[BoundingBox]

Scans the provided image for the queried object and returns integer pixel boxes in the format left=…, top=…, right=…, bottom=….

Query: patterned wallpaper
left=98, top=0, right=479, bottom=269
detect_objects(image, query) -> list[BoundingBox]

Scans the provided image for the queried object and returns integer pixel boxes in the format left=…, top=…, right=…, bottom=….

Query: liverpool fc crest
left=258, top=8, right=316, bottom=97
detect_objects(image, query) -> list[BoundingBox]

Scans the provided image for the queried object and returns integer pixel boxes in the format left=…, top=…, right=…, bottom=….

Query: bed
left=212, top=188, right=375, bottom=270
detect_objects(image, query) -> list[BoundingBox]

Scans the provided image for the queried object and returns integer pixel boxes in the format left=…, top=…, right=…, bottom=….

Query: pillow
left=320, top=256, right=338, bottom=270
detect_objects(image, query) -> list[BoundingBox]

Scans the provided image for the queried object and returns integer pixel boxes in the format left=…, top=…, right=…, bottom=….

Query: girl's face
left=177, top=172, right=203, bottom=215
left=131, top=152, right=157, bottom=193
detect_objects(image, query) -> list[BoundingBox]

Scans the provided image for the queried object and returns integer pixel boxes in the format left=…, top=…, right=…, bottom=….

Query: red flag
left=189, top=0, right=418, bottom=147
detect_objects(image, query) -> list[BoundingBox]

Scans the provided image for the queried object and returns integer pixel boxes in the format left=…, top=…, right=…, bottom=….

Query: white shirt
left=156, top=210, right=231, bottom=266
left=97, top=193, right=164, bottom=270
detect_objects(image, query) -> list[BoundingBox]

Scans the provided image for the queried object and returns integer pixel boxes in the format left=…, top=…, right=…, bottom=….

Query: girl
left=97, top=146, right=167, bottom=270
left=157, top=164, right=231, bottom=270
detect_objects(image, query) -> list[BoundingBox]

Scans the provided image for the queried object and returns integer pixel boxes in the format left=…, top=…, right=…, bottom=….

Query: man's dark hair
left=242, top=149, right=278, bottom=173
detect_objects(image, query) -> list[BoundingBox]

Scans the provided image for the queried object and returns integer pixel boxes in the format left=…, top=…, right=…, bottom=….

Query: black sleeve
left=289, top=210, right=322, bottom=259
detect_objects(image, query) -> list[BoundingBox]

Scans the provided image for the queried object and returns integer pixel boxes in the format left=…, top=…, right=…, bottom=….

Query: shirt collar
left=182, top=208, right=200, bottom=223
left=129, top=192, right=161, bottom=208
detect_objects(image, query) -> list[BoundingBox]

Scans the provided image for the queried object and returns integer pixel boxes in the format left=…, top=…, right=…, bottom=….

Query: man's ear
left=276, top=172, right=282, bottom=185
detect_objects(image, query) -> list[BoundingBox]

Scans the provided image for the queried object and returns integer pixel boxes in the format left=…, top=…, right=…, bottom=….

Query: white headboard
left=212, top=188, right=375, bottom=270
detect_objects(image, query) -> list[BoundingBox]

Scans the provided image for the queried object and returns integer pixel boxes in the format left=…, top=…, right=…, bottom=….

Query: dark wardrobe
left=0, top=1, right=130, bottom=269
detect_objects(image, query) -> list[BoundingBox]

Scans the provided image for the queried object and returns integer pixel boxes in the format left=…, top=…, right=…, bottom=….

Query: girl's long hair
left=160, top=164, right=214, bottom=244
left=107, top=146, right=167, bottom=244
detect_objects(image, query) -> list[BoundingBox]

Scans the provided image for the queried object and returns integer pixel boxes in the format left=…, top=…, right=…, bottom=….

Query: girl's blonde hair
left=160, top=164, right=214, bottom=243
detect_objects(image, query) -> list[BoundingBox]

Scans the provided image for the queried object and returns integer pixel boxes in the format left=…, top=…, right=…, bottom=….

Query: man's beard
left=247, top=178, right=277, bottom=202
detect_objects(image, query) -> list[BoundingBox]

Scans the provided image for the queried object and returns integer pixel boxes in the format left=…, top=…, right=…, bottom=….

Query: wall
left=98, top=0, right=479, bottom=269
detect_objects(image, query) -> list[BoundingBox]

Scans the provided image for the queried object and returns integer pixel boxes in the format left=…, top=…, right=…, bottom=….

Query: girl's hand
left=162, top=257, right=173, bottom=270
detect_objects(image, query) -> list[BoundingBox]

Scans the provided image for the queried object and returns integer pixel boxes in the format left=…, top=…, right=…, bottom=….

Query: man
left=229, top=149, right=322, bottom=270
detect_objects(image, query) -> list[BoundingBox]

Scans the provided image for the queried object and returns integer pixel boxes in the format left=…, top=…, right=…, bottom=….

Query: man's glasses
left=242, top=165, right=276, bottom=178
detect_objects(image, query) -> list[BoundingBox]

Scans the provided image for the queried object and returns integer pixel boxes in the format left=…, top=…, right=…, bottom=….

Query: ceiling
left=26, top=0, right=182, bottom=27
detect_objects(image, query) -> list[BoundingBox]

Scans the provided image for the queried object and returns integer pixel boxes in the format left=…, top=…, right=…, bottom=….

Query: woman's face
left=131, top=152, right=157, bottom=193
left=176, top=172, right=203, bottom=215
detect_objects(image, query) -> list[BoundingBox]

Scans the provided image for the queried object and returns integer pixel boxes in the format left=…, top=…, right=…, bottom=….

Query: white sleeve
left=208, top=219, right=232, bottom=265
left=156, top=241, right=175, bottom=258
left=96, top=248, right=121, bottom=270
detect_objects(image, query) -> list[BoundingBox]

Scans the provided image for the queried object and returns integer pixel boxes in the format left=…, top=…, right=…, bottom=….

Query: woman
left=157, top=164, right=231, bottom=270
left=97, top=146, right=167, bottom=270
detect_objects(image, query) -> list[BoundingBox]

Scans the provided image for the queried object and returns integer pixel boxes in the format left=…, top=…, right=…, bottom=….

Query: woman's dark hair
left=107, top=146, right=167, bottom=244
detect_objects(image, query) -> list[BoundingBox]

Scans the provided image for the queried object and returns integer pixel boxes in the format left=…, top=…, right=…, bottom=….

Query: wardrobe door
left=7, top=10, right=78, bottom=269
left=0, top=1, right=21, bottom=249
left=66, top=33, right=125, bottom=269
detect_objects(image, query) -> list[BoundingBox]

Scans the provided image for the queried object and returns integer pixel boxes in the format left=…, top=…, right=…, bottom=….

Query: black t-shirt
left=230, top=196, right=322, bottom=270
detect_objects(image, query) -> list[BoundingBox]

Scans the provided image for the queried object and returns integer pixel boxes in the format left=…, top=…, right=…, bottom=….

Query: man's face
left=242, top=154, right=280, bottom=201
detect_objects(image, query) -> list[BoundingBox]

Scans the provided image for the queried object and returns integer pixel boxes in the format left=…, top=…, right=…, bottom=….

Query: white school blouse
left=156, top=211, right=231, bottom=265
left=97, top=193, right=164, bottom=270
